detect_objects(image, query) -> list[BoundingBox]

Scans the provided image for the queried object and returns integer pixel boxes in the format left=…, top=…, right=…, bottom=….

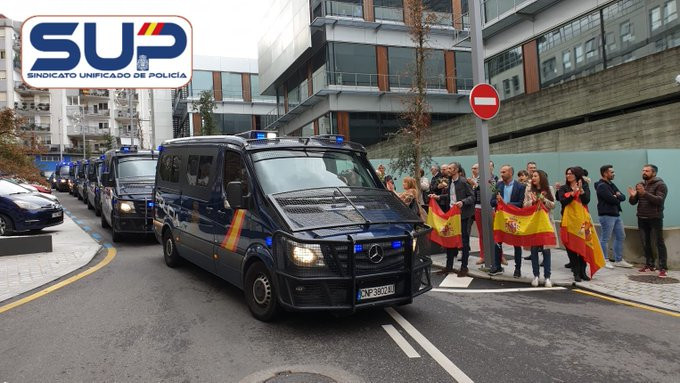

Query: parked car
left=0, top=179, right=63, bottom=236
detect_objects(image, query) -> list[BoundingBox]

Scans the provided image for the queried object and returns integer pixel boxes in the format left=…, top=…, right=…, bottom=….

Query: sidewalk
left=430, top=238, right=680, bottom=313
left=0, top=213, right=101, bottom=302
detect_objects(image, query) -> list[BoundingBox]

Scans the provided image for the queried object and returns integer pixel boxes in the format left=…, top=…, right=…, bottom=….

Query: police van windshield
left=58, top=166, right=71, bottom=176
left=252, top=150, right=378, bottom=195
left=117, top=158, right=158, bottom=178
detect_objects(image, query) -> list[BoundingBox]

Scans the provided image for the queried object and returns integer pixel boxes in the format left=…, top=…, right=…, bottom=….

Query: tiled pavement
left=431, top=238, right=680, bottom=313
left=0, top=213, right=101, bottom=302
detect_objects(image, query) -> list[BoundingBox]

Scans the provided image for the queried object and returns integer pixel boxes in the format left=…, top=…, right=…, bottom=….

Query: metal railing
left=313, top=0, right=364, bottom=19
left=20, top=123, right=51, bottom=132
left=116, top=110, right=139, bottom=119
left=375, top=5, right=403, bottom=22
left=482, top=0, right=530, bottom=24
left=80, top=89, right=110, bottom=98
left=14, top=102, right=51, bottom=112
left=14, top=81, right=49, bottom=94
left=424, top=11, right=453, bottom=27
left=83, top=107, right=110, bottom=117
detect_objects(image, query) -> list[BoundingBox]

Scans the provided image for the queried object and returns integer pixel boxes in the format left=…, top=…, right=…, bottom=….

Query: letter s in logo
left=30, top=23, right=80, bottom=71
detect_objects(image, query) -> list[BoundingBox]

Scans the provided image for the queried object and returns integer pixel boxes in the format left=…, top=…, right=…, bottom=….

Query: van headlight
left=288, top=241, right=325, bottom=267
left=119, top=201, right=135, bottom=213
left=412, top=239, right=418, bottom=254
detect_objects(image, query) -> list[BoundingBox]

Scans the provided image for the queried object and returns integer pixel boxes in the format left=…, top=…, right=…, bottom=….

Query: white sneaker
left=615, top=260, right=633, bottom=268
left=531, top=276, right=539, bottom=287
left=605, top=261, right=614, bottom=269
left=544, top=278, right=552, bottom=288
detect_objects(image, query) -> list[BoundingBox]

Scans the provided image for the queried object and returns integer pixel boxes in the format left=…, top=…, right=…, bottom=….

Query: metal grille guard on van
left=268, top=187, right=422, bottom=233
left=272, top=227, right=432, bottom=311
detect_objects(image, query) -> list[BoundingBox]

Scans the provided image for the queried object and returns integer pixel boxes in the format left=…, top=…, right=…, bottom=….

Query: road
left=1, top=193, right=678, bottom=382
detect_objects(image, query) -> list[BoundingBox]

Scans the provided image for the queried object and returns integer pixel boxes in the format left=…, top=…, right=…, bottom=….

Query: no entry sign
left=469, top=83, right=500, bottom=120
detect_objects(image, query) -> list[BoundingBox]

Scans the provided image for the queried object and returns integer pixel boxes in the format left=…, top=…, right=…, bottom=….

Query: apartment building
left=256, top=0, right=474, bottom=146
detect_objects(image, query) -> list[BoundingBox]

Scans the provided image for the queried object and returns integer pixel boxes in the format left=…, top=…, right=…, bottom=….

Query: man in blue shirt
left=489, top=165, right=526, bottom=277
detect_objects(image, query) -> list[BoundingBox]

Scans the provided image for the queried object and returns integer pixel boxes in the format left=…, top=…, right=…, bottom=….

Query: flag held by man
left=560, top=197, right=606, bottom=277
left=426, top=199, right=462, bottom=249
left=493, top=200, right=557, bottom=247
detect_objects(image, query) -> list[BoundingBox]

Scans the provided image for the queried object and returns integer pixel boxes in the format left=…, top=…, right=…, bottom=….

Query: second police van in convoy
left=100, top=146, right=158, bottom=242
left=86, top=156, right=104, bottom=215
left=153, top=131, right=432, bottom=321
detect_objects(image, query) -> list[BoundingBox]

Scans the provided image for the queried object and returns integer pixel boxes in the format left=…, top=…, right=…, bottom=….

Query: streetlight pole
left=79, top=93, right=85, bottom=160
left=469, top=0, right=496, bottom=269
left=58, top=117, right=63, bottom=162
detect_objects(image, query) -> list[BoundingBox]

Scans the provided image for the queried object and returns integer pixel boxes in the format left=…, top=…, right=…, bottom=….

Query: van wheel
left=111, top=217, right=122, bottom=242
left=244, top=262, right=279, bottom=322
left=163, top=231, right=182, bottom=267
left=94, top=205, right=101, bottom=217
left=87, top=199, right=93, bottom=210
left=0, top=214, right=13, bottom=236
left=101, top=212, right=110, bottom=228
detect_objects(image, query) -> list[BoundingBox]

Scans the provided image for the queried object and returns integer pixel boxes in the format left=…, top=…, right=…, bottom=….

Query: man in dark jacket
left=429, top=164, right=450, bottom=213
left=628, top=164, right=668, bottom=277
left=489, top=165, right=526, bottom=277
left=433, top=162, right=475, bottom=276
left=595, top=165, right=632, bottom=269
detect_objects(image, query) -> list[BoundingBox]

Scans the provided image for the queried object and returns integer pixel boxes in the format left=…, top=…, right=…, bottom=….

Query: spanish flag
left=560, top=197, right=606, bottom=277
left=426, top=199, right=462, bottom=249
left=493, top=200, right=557, bottom=247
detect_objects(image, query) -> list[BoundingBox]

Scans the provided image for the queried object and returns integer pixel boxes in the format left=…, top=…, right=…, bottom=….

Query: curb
left=430, top=259, right=574, bottom=287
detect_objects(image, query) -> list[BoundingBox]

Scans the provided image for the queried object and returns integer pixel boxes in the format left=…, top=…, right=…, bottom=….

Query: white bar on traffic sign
left=474, top=97, right=497, bottom=106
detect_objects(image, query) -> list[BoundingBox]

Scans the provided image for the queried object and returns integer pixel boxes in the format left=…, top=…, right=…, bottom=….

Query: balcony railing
left=14, top=102, right=51, bottom=113
left=20, top=123, right=51, bottom=132
left=374, top=5, right=404, bottom=22
left=313, top=1, right=364, bottom=19
left=424, top=11, right=454, bottom=27
left=67, top=126, right=111, bottom=136
left=116, top=110, right=139, bottom=120
left=483, top=0, right=531, bottom=24
left=82, top=107, right=111, bottom=117
left=14, top=81, right=49, bottom=94
left=80, top=89, right=110, bottom=98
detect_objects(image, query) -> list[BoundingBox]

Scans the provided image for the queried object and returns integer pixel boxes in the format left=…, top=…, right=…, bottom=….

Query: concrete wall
left=366, top=46, right=680, bottom=159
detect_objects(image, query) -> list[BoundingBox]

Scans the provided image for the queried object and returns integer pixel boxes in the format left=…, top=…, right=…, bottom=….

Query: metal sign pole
left=469, top=0, right=496, bottom=269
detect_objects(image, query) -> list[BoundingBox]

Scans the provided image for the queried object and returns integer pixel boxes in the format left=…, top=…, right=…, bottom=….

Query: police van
left=100, top=146, right=158, bottom=242
left=153, top=131, right=432, bottom=321
left=86, top=156, right=104, bottom=215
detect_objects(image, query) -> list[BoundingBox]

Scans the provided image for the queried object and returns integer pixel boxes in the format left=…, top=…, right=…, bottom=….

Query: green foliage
left=102, top=132, right=116, bottom=150
left=192, top=90, right=217, bottom=136
left=388, top=133, right=432, bottom=177
left=0, top=108, right=45, bottom=184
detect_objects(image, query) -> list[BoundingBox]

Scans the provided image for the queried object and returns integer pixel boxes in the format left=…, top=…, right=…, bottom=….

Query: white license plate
left=52, top=211, right=62, bottom=218
left=358, top=284, right=395, bottom=301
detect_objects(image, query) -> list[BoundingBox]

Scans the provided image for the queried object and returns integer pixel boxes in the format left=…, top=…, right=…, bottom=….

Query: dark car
left=0, top=179, right=64, bottom=236
left=54, top=162, right=73, bottom=192
left=100, top=146, right=158, bottom=242
left=153, top=131, right=432, bottom=321
left=86, top=157, right=104, bottom=215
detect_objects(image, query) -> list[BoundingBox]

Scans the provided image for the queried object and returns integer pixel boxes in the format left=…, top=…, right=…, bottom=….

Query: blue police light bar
left=119, top=145, right=138, bottom=153
left=147, top=201, right=154, bottom=208
left=336, top=135, right=344, bottom=144
left=100, top=155, right=105, bottom=160
left=157, top=145, right=164, bottom=152
left=255, top=132, right=266, bottom=139
left=391, top=241, right=402, bottom=249
left=354, top=244, right=363, bottom=253
left=265, top=237, right=273, bottom=247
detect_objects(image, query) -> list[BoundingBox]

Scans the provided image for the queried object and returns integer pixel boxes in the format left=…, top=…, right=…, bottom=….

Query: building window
left=0, top=50, right=5, bottom=59
left=0, top=92, right=6, bottom=102
left=425, top=50, right=446, bottom=90
left=620, top=20, right=634, bottom=43
left=454, top=50, right=473, bottom=91
left=585, top=38, right=598, bottom=60
left=502, top=79, right=511, bottom=98
left=0, top=70, right=5, bottom=80
left=485, top=46, right=523, bottom=100
left=388, top=46, right=415, bottom=88
left=190, top=70, right=213, bottom=98
left=562, top=50, right=572, bottom=71
left=574, top=46, right=584, bottom=65
left=216, top=113, right=253, bottom=135
left=221, top=72, right=242, bottom=100
left=511, top=75, right=520, bottom=93
left=665, top=1, right=678, bottom=24
left=605, top=32, right=617, bottom=54
left=98, top=122, right=109, bottom=129
left=250, top=74, right=275, bottom=102
left=329, top=42, right=377, bottom=87
left=374, top=0, right=403, bottom=22
left=650, top=7, right=662, bottom=32
left=541, top=57, right=557, bottom=81
left=67, top=96, right=79, bottom=106
left=97, top=102, right=108, bottom=110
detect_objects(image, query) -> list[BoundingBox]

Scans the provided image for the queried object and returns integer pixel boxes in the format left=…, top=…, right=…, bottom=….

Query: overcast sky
left=4, top=0, right=269, bottom=59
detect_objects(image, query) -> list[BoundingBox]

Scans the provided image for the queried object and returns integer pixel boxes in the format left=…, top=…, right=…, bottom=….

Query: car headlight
left=59, top=179, right=66, bottom=183
left=119, top=201, right=135, bottom=213
left=289, top=242, right=325, bottom=267
left=14, top=200, right=41, bottom=210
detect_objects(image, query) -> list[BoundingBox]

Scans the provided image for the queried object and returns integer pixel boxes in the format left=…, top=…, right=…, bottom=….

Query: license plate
left=52, top=211, right=62, bottom=218
left=357, top=284, right=395, bottom=301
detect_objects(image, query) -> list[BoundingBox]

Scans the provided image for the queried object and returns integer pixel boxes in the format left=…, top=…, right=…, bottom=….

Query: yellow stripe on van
left=222, top=209, right=246, bottom=252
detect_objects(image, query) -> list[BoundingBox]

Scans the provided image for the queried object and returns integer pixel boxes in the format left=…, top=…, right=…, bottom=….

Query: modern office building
left=172, top=56, right=276, bottom=138
left=256, top=0, right=474, bottom=146
left=368, top=0, right=680, bottom=157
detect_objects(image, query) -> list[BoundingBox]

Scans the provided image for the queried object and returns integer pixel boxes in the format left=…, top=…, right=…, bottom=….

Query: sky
left=3, top=0, right=270, bottom=59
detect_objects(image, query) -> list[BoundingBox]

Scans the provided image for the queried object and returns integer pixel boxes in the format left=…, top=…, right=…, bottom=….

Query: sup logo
left=22, top=16, right=192, bottom=88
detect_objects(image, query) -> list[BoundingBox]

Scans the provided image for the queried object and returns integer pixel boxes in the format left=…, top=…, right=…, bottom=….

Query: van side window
left=159, top=153, right=181, bottom=183
left=224, top=151, right=249, bottom=194
left=187, top=155, right=213, bottom=187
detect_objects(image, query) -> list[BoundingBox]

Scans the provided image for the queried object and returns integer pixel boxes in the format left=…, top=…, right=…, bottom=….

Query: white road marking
left=473, top=97, right=497, bottom=105
left=431, top=287, right=566, bottom=294
left=385, top=307, right=474, bottom=383
left=382, top=324, right=421, bottom=358
left=439, top=274, right=473, bottom=288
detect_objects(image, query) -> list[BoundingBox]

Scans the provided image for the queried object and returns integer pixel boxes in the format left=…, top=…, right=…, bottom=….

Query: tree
left=0, top=108, right=46, bottom=184
left=192, top=90, right=217, bottom=136
left=389, top=0, right=435, bottom=202
left=102, top=132, right=116, bottom=151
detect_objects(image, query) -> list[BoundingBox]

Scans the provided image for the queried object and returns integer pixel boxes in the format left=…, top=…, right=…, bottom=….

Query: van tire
left=101, top=212, right=110, bottom=228
left=244, top=262, right=279, bottom=322
left=0, top=214, right=13, bottom=236
left=111, top=218, right=122, bottom=242
left=163, top=231, right=182, bottom=268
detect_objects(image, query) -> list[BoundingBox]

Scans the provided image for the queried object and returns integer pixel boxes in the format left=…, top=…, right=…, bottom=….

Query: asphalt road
left=1, top=193, right=678, bottom=382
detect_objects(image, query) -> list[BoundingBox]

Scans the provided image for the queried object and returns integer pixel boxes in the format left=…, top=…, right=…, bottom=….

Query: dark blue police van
left=86, top=156, right=104, bottom=215
left=100, top=146, right=158, bottom=242
left=153, top=131, right=432, bottom=321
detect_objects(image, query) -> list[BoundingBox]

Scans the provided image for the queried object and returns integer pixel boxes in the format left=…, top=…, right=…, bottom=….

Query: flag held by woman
left=493, top=199, right=557, bottom=247
left=560, top=197, right=606, bottom=277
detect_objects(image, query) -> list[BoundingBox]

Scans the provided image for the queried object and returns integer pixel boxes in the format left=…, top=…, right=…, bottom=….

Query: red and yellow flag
left=560, top=198, right=606, bottom=277
left=426, top=199, right=462, bottom=249
left=493, top=200, right=557, bottom=247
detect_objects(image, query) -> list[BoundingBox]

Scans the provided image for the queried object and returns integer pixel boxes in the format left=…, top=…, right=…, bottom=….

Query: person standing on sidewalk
left=436, top=162, right=475, bottom=277
left=558, top=167, right=591, bottom=282
left=524, top=170, right=555, bottom=287
left=628, top=164, right=668, bottom=278
left=595, top=165, right=632, bottom=269
left=489, top=165, right=525, bottom=277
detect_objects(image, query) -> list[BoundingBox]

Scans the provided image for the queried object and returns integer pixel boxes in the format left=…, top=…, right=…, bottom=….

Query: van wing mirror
left=225, top=181, right=244, bottom=209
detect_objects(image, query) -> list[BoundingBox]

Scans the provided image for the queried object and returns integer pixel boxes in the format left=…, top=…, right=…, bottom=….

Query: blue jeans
left=530, top=247, right=551, bottom=278
left=494, top=243, right=522, bottom=270
left=599, top=215, right=625, bottom=262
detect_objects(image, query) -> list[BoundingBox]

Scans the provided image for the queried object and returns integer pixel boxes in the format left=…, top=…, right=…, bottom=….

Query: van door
left=213, top=149, right=251, bottom=285
left=178, top=149, right=218, bottom=274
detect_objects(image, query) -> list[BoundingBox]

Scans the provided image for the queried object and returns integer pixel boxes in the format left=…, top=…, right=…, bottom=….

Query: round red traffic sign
left=469, top=83, right=500, bottom=120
